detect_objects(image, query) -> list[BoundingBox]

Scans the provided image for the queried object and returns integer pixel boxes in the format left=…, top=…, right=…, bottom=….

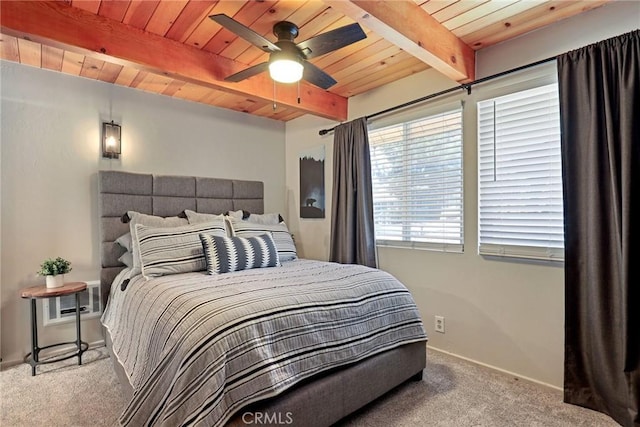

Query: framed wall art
left=299, top=145, right=325, bottom=219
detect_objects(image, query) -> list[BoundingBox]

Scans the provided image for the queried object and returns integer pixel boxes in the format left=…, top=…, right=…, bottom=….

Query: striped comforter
left=101, top=259, right=427, bottom=427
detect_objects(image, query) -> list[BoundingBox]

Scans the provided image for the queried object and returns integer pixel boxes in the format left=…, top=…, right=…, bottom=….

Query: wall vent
left=42, top=280, right=102, bottom=326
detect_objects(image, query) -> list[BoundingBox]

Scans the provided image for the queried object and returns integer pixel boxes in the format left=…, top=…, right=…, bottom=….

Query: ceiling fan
left=210, top=14, right=367, bottom=90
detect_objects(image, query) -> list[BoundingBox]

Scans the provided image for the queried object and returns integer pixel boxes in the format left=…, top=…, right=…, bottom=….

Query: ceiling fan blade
left=296, top=23, right=366, bottom=59
left=209, top=14, right=280, bottom=53
left=224, top=62, right=269, bottom=83
left=303, top=61, right=337, bottom=90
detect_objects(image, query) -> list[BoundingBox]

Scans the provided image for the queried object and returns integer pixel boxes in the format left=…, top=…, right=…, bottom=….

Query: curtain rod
left=318, top=55, right=557, bottom=136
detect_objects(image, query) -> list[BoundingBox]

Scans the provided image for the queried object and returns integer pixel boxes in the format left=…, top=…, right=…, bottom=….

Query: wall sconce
left=102, top=121, right=121, bottom=159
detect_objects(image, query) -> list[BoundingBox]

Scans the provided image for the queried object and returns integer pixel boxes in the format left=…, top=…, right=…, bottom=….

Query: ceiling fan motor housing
left=270, top=40, right=304, bottom=64
left=273, top=21, right=299, bottom=42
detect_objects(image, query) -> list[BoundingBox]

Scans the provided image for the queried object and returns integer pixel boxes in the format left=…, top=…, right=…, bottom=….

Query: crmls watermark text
left=242, top=411, right=294, bottom=425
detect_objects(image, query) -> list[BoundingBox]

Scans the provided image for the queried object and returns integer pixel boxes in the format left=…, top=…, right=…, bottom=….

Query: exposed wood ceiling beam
left=324, top=0, right=475, bottom=82
left=0, top=1, right=348, bottom=121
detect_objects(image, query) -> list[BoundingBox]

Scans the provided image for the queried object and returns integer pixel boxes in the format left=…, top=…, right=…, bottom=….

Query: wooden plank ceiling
left=1, top=0, right=610, bottom=122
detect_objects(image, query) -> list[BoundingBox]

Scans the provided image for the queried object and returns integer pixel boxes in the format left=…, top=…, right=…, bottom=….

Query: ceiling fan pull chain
left=273, top=80, right=277, bottom=111
left=297, top=81, right=301, bottom=104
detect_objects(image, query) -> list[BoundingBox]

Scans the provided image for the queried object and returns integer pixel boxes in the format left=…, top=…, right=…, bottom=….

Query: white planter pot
left=45, top=274, right=65, bottom=289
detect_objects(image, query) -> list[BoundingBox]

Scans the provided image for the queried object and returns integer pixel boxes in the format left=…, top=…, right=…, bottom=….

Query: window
left=369, top=107, right=463, bottom=251
left=478, top=84, right=563, bottom=261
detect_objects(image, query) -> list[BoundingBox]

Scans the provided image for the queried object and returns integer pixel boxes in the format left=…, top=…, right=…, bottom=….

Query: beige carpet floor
left=0, top=346, right=617, bottom=427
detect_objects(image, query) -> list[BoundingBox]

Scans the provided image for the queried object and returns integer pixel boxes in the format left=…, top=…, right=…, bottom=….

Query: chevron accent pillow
left=200, top=233, right=280, bottom=274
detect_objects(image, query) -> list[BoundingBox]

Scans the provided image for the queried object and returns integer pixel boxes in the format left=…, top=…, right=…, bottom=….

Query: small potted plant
left=37, top=257, right=72, bottom=289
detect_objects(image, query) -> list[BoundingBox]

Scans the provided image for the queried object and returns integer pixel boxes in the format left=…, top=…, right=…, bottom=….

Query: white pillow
left=115, top=233, right=133, bottom=268
left=184, top=210, right=225, bottom=224
left=118, top=251, right=134, bottom=268
left=226, top=210, right=244, bottom=220
left=245, top=213, right=281, bottom=225
left=115, top=232, right=132, bottom=252
left=228, top=218, right=297, bottom=262
left=127, top=212, right=189, bottom=277
left=127, top=211, right=187, bottom=227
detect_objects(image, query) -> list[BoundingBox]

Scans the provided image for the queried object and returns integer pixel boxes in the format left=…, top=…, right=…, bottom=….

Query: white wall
left=284, top=115, right=336, bottom=261
left=285, top=0, right=639, bottom=388
left=0, top=61, right=285, bottom=366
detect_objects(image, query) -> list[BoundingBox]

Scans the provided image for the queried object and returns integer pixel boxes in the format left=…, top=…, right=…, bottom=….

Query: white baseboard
left=427, top=345, right=563, bottom=393
left=0, top=339, right=106, bottom=371
left=2, top=340, right=561, bottom=393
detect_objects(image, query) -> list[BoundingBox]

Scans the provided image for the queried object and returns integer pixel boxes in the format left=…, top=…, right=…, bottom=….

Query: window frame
left=368, top=101, right=465, bottom=253
left=476, top=80, right=564, bottom=262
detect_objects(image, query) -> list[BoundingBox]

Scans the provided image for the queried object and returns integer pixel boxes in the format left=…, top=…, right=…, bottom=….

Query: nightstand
left=20, top=282, right=89, bottom=376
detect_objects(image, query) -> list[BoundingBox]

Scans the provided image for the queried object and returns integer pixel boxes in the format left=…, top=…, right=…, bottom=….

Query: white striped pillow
left=127, top=212, right=189, bottom=278
left=228, top=219, right=297, bottom=262
left=200, top=234, right=280, bottom=274
left=134, top=220, right=227, bottom=278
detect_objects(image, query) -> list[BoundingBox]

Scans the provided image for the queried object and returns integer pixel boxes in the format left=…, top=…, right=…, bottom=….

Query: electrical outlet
left=435, top=315, right=445, bottom=333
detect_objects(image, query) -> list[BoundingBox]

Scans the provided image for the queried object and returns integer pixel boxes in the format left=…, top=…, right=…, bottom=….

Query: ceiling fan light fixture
left=269, top=58, right=304, bottom=84
left=211, top=14, right=366, bottom=89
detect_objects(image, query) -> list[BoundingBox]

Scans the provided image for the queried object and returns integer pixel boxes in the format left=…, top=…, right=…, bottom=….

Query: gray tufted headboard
left=98, top=170, right=264, bottom=304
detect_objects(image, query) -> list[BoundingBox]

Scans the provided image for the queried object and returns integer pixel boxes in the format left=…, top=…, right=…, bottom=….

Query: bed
left=99, top=170, right=427, bottom=427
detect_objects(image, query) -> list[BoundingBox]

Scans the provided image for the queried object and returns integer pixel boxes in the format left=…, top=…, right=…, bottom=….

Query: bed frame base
left=106, top=331, right=425, bottom=426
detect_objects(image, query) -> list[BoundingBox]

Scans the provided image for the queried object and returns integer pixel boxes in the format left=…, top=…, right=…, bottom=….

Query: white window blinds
left=369, top=108, right=463, bottom=252
left=477, top=84, right=564, bottom=261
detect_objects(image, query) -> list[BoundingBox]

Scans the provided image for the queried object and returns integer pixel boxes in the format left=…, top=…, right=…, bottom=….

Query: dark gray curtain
left=559, top=30, right=640, bottom=427
left=330, top=117, right=377, bottom=268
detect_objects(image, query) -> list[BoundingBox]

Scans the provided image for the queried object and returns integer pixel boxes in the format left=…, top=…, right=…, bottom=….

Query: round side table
left=20, top=282, right=89, bottom=376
